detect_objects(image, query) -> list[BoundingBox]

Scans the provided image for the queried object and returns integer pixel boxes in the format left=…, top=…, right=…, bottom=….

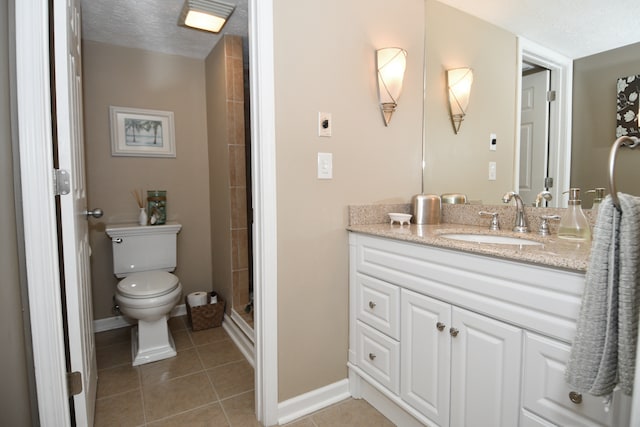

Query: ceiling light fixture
left=179, top=0, right=236, bottom=33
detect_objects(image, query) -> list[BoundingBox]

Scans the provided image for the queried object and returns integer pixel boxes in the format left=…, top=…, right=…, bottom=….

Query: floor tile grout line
left=219, top=389, right=255, bottom=427
left=197, top=345, right=233, bottom=426
left=195, top=338, right=222, bottom=403
left=137, top=363, right=148, bottom=426
left=218, top=386, right=256, bottom=403
left=142, top=401, right=223, bottom=426
left=203, top=357, right=249, bottom=371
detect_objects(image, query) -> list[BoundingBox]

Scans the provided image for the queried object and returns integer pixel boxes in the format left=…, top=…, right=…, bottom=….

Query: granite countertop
left=347, top=222, right=591, bottom=272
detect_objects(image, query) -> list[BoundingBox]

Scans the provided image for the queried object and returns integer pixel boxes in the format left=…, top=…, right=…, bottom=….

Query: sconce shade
left=447, top=67, right=473, bottom=134
left=179, top=0, right=235, bottom=33
left=376, top=47, right=407, bottom=126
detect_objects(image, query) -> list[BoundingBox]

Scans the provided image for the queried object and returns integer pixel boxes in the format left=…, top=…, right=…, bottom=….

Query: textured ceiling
left=82, top=0, right=640, bottom=61
left=436, top=0, right=640, bottom=59
left=81, top=0, right=248, bottom=59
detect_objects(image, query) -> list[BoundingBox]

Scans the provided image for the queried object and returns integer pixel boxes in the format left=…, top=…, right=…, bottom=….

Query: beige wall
left=273, top=0, right=424, bottom=401
left=0, top=0, right=34, bottom=423
left=83, top=41, right=212, bottom=320
left=571, top=41, right=640, bottom=206
left=423, top=0, right=518, bottom=204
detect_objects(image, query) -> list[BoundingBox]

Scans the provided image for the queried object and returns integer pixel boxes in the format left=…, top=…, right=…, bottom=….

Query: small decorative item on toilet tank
left=131, top=189, right=147, bottom=225
left=147, top=190, right=167, bottom=225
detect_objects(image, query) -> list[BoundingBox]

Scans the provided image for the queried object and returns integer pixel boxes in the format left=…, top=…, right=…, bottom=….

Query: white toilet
left=105, top=222, right=183, bottom=366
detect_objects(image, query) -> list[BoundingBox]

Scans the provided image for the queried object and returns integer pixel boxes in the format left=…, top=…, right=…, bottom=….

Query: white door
left=401, top=289, right=451, bottom=426
left=519, top=70, right=550, bottom=206
left=54, top=0, right=98, bottom=424
left=449, top=307, right=522, bottom=427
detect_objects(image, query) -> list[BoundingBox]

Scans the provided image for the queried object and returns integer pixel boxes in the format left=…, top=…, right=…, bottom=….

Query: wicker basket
left=186, top=295, right=225, bottom=331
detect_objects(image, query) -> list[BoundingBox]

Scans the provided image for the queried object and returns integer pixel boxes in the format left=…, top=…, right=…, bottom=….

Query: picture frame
left=109, top=106, right=176, bottom=157
left=616, top=74, right=640, bottom=139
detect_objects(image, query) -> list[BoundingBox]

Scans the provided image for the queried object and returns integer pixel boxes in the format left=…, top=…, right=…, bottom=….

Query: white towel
left=565, top=193, right=640, bottom=396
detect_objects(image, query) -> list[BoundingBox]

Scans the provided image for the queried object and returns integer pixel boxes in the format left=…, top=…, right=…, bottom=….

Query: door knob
left=436, top=322, right=446, bottom=331
left=85, top=208, right=103, bottom=219
left=449, top=327, right=459, bottom=337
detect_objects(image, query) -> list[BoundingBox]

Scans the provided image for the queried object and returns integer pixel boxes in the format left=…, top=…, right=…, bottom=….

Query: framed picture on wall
left=616, top=75, right=640, bottom=139
left=109, top=106, right=176, bottom=157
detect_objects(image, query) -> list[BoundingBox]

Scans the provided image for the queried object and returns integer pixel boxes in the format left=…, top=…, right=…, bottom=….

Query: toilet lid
left=117, top=271, right=179, bottom=298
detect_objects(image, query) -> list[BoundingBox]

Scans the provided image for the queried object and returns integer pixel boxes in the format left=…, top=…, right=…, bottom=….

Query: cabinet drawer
left=521, top=332, right=631, bottom=427
left=356, top=321, right=400, bottom=394
left=356, top=273, right=400, bottom=339
left=353, top=233, right=584, bottom=343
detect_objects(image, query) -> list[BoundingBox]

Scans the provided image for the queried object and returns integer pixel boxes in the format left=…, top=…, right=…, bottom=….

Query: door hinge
left=544, top=177, right=554, bottom=188
left=546, top=90, right=557, bottom=102
left=67, top=371, right=83, bottom=396
left=54, top=169, right=71, bottom=196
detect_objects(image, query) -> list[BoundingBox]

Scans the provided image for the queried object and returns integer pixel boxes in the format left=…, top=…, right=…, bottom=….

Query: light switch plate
left=318, top=152, right=333, bottom=179
left=488, top=161, right=497, bottom=180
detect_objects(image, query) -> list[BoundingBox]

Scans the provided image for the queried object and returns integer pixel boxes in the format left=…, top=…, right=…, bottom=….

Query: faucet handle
left=479, top=211, right=500, bottom=231
left=539, top=214, right=560, bottom=236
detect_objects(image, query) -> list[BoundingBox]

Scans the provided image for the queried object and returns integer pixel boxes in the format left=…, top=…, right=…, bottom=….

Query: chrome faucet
left=502, top=191, right=529, bottom=233
left=534, top=190, right=553, bottom=207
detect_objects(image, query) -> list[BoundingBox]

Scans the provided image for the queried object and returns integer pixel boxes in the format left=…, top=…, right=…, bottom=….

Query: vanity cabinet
left=521, top=332, right=630, bottom=426
left=401, top=289, right=521, bottom=426
left=348, top=232, right=631, bottom=427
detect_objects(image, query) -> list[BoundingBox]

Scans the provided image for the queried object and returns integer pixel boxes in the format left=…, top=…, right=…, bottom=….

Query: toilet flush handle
left=84, top=208, right=103, bottom=219
left=112, top=238, right=123, bottom=244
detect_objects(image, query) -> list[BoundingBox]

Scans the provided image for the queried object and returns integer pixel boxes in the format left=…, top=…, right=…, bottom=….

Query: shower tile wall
left=225, top=36, right=251, bottom=315
left=207, top=34, right=251, bottom=317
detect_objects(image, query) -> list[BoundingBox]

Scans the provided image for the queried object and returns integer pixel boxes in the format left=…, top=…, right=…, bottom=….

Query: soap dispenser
left=586, top=188, right=605, bottom=213
left=558, top=188, right=591, bottom=241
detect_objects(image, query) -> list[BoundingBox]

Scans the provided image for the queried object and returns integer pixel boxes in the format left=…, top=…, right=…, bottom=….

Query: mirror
left=422, top=0, right=640, bottom=207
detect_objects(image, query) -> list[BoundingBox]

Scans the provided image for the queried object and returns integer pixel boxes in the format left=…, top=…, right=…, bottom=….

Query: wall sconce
left=179, top=0, right=235, bottom=33
left=447, top=67, right=473, bottom=134
left=376, top=47, right=407, bottom=126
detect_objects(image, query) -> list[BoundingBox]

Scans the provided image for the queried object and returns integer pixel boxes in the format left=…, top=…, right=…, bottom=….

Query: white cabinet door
left=401, top=289, right=452, bottom=426
left=450, top=307, right=522, bottom=427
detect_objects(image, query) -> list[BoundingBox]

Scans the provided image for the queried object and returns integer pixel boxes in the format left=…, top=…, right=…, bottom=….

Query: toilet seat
left=117, top=270, right=179, bottom=298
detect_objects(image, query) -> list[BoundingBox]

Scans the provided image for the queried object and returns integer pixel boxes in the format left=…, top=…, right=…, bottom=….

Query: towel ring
left=608, top=136, right=640, bottom=209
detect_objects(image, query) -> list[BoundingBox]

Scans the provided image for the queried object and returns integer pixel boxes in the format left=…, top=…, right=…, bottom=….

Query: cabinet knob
left=449, top=327, right=459, bottom=337
left=436, top=322, right=446, bottom=331
left=569, top=391, right=582, bottom=404
left=368, top=301, right=376, bottom=309
left=368, top=353, right=376, bottom=361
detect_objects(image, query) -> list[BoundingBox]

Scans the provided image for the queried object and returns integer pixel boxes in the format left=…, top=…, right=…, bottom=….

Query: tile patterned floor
left=94, top=315, right=394, bottom=426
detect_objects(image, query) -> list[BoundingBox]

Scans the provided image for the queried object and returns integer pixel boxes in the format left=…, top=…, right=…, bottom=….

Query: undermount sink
left=439, top=233, right=543, bottom=246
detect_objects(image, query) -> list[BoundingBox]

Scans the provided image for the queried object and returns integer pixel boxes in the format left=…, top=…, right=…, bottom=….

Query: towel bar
left=608, top=136, right=639, bottom=208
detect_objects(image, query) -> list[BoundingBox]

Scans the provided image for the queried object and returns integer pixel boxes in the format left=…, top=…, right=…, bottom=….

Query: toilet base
left=130, top=318, right=177, bottom=366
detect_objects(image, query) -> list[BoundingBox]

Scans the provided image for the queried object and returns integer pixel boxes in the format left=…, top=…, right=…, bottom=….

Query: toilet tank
left=105, top=223, right=182, bottom=278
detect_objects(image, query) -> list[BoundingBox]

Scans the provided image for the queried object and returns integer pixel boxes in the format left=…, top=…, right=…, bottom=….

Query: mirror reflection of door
left=519, top=62, right=551, bottom=206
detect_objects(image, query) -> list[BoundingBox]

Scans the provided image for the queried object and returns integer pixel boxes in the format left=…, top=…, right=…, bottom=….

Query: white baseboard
left=278, top=379, right=351, bottom=425
left=230, top=308, right=255, bottom=343
left=222, top=316, right=255, bottom=368
left=93, top=303, right=187, bottom=333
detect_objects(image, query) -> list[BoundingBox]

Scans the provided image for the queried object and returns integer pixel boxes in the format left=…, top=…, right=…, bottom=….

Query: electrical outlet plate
left=318, top=112, right=332, bottom=137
